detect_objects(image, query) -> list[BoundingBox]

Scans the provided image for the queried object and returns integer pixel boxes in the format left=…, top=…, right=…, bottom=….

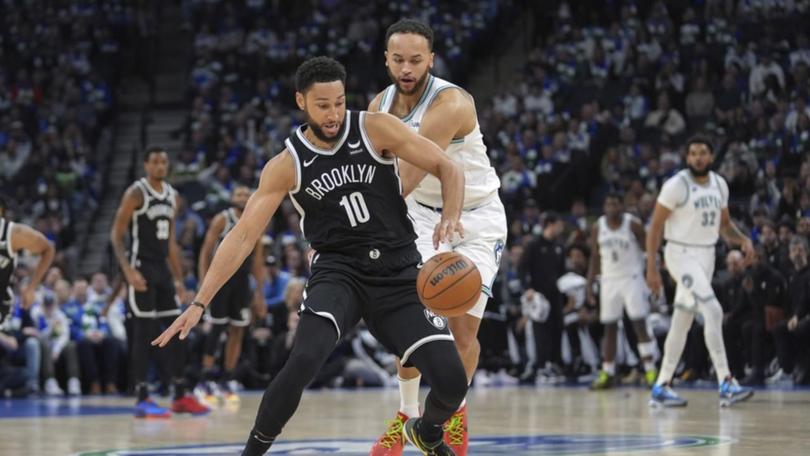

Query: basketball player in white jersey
left=587, top=193, right=658, bottom=390
left=367, top=19, right=506, bottom=456
left=647, top=137, right=755, bottom=407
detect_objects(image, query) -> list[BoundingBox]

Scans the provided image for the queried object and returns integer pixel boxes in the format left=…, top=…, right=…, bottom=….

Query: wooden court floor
left=1, top=385, right=809, bottom=455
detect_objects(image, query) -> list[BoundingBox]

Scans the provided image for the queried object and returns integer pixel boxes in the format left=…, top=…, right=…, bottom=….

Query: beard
left=388, top=67, right=430, bottom=96
left=687, top=163, right=710, bottom=177
left=305, top=113, right=345, bottom=143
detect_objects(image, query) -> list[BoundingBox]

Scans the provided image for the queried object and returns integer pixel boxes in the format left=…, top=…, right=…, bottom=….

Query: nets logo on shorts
left=682, top=274, right=694, bottom=288
left=76, top=434, right=732, bottom=455
left=424, top=308, right=447, bottom=330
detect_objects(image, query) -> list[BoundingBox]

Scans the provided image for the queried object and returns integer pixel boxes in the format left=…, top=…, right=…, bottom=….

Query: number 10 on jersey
left=339, top=192, right=370, bottom=227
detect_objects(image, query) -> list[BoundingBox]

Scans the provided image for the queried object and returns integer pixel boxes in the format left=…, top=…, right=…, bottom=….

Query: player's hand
left=646, top=267, right=663, bottom=297
left=741, top=238, right=755, bottom=266
left=151, top=304, right=203, bottom=347
left=20, top=285, right=37, bottom=309
left=125, top=268, right=148, bottom=292
left=788, top=315, right=799, bottom=331
left=433, top=217, right=464, bottom=249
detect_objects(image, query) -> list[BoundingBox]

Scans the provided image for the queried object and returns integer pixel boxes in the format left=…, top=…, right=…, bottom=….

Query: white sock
left=458, top=397, right=467, bottom=410
left=398, top=375, right=421, bottom=417
left=656, top=308, right=694, bottom=387
left=699, top=299, right=732, bottom=384
left=602, top=361, right=616, bottom=376
left=638, top=341, right=657, bottom=372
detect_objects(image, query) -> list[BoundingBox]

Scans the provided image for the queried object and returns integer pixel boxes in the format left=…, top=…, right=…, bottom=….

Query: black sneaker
left=403, top=418, right=456, bottom=456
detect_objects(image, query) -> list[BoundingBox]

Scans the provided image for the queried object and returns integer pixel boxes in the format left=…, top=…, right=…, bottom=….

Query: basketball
left=416, top=251, right=482, bottom=318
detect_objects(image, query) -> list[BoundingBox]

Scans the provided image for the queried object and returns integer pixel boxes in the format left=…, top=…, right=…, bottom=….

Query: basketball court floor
left=1, top=385, right=808, bottom=455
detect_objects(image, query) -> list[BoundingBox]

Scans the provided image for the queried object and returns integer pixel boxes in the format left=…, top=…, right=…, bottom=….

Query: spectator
left=69, top=279, right=121, bottom=395
left=518, top=212, right=566, bottom=380
left=30, top=284, right=81, bottom=396
left=644, top=92, right=686, bottom=137
left=772, top=236, right=810, bottom=384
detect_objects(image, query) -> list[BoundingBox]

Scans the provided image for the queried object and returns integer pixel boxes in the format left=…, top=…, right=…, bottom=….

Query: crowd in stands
left=3, top=0, right=810, bottom=398
left=0, top=1, right=146, bottom=271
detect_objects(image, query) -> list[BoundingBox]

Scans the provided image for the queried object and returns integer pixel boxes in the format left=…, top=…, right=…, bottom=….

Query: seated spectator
left=644, top=92, right=686, bottom=138
left=66, top=279, right=121, bottom=394
left=30, top=284, right=81, bottom=396
left=0, top=328, right=28, bottom=397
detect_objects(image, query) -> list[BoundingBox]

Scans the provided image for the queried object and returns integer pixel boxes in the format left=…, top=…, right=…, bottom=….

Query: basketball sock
left=173, top=378, right=187, bottom=400
left=398, top=375, right=421, bottom=417
left=242, top=429, right=274, bottom=456
left=656, top=308, right=694, bottom=387
left=602, top=361, right=616, bottom=376
left=136, top=382, right=149, bottom=402
left=699, top=298, right=731, bottom=383
left=638, top=341, right=657, bottom=372
left=458, top=397, right=467, bottom=410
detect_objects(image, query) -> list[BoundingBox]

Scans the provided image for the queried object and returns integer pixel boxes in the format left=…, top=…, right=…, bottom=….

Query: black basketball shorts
left=301, top=247, right=454, bottom=367
left=128, top=258, right=180, bottom=319
left=205, top=271, right=251, bottom=327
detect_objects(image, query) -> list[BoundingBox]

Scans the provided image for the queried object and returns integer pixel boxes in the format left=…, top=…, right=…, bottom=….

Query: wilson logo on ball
left=429, top=259, right=469, bottom=287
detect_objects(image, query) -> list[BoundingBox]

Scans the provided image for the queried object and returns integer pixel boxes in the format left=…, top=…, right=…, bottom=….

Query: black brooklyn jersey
left=286, top=110, right=417, bottom=254
left=0, top=218, right=17, bottom=301
left=220, top=208, right=252, bottom=274
left=130, top=178, right=176, bottom=263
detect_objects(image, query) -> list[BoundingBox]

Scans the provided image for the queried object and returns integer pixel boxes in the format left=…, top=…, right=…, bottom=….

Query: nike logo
left=348, top=140, right=361, bottom=148
left=416, top=262, right=424, bottom=270
left=303, top=157, right=318, bottom=167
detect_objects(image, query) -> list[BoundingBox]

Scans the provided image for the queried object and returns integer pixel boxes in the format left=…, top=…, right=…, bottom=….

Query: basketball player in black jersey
left=0, top=195, right=55, bottom=328
left=199, top=185, right=265, bottom=404
left=154, top=57, right=467, bottom=455
left=110, top=148, right=210, bottom=418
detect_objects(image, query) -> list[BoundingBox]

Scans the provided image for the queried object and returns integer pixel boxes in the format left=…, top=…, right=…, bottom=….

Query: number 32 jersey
left=286, top=110, right=417, bottom=254
left=130, top=178, right=176, bottom=263
left=657, top=169, right=729, bottom=247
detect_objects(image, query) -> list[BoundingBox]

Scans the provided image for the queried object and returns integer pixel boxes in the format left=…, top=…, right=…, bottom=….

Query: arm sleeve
left=657, top=176, right=687, bottom=210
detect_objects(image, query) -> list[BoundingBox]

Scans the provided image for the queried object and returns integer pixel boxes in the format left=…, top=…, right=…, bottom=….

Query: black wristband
left=191, top=301, right=207, bottom=310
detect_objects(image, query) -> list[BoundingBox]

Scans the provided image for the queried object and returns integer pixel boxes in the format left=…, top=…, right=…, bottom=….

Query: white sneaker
left=44, top=378, right=64, bottom=396
left=67, top=377, right=81, bottom=396
left=766, top=368, right=788, bottom=385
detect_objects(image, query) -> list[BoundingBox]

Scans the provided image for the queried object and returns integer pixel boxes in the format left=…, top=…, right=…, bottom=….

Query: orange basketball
left=416, top=252, right=482, bottom=318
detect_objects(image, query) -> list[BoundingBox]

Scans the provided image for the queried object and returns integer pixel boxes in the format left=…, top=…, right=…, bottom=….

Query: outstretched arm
left=363, top=111, right=465, bottom=247
left=398, top=89, right=474, bottom=196
left=153, top=151, right=296, bottom=347
left=11, top=223, right=55, bottom=308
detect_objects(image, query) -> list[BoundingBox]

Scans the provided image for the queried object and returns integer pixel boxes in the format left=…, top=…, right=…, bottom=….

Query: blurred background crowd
left=1, top=0, right=809, bottom=398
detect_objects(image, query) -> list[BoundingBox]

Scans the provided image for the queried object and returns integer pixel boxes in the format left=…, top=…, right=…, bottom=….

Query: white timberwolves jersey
left=598, top=213, right=644, bottom=279
left=658, top=169, right=729, bottom=246
left=378, top=74, right=500, bottom=208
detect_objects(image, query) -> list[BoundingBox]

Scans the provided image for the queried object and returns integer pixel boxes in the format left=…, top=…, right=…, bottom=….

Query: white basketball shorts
left=406, top=194, right=507, bottom=319
left=599, top=273, right=649, bottom=323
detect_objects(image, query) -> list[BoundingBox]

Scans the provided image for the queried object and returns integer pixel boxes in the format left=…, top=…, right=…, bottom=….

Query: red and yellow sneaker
left=171, top=394, right=211, bottom=416
left=443, top=405, right=468, bottom=455
left=369, top=411, right=408, bottom=455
